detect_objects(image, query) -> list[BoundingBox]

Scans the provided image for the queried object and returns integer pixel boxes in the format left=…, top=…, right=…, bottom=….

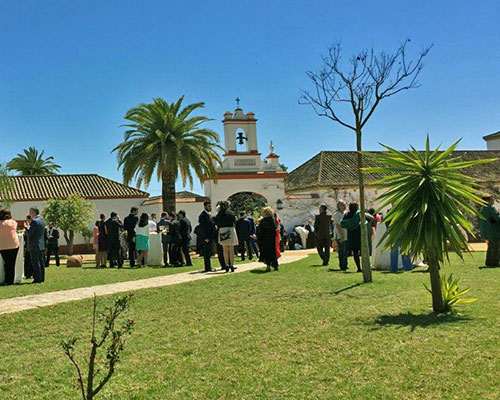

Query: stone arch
left=227, top=191, right=268, bottom=219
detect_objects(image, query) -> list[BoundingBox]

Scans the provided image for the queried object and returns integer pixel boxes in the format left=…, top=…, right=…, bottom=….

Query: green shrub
left=425, top=274, right=476, bottom=313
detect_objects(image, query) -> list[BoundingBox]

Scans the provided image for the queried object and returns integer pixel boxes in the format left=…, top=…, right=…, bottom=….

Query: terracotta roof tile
left=2, top=174, right=149, bottom=201
left=286, top=150, right=500, bottom=192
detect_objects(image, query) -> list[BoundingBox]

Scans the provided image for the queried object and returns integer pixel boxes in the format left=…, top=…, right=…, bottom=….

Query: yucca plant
left=364, top=137, right=496, bottom=313
left=425, top=273, right=476, bottom=313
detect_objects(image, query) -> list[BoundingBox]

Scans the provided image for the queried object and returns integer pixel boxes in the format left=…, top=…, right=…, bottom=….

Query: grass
left=0, top=252, right=499, bottom=399
left=0, top=255, right=250, bottom=300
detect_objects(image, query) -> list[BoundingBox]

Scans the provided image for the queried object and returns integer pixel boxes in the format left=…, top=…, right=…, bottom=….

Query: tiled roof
left=141, top=191, right=208, bottom=205
left=286, top=150, right=500, bottom=192
left=2, top=174, right=149, bottom=201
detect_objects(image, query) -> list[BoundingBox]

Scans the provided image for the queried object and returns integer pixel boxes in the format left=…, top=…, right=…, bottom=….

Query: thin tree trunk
left=161, top=169, right=176, bottom=213
left=69, top=230, right=74, bottom=256
left=63, top=230, right=74, bottom=256
left=427, top=253, right=445, bottom=313
left=356, top=129, right=372, bottom=283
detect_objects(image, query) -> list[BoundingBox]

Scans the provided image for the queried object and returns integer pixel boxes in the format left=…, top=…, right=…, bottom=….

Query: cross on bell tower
left=235, top=97, right=241, bottom=108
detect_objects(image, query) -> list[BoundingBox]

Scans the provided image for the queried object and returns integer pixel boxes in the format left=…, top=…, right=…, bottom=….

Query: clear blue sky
left=1, top=0, right=499, bottom=195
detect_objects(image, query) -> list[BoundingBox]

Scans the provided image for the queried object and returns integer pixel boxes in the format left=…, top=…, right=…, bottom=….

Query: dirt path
left=0, top=253, right=307, bottom=315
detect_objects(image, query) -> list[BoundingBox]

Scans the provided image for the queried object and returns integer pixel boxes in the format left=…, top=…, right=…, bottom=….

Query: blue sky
left=1, top=0, right=499, bottom=195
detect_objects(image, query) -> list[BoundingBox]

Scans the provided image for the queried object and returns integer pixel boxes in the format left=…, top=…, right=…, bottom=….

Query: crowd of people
left=308, top=201, right=380, bottom=271
left=1, top=195, right=499, bottom=286
left=92, top=207, right=193, bottom=269
left=197, top=201, right=282, bottom=273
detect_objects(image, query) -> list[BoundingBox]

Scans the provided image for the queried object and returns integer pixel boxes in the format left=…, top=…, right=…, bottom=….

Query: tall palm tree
left=7, top=147, right=61, bottom=175
left=364, top=137, right=496, bottom=313
left=113, top=96, right=222, bottom=212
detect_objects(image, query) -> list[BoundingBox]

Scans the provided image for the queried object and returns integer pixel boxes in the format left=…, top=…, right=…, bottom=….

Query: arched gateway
left=203, top=106, right=287, bottom=212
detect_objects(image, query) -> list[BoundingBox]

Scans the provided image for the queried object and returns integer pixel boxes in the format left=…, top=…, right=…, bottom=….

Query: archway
left=227, top=191, right=267, bottom=219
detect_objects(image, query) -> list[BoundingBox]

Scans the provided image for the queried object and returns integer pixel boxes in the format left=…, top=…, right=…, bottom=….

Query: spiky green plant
left=7, top=147, right=61, bottom=175
left=364, top=137, right=496, bottom=313
left=113, top=96, right=223, bottom=212
left=425, top=273, right=477, bottom=313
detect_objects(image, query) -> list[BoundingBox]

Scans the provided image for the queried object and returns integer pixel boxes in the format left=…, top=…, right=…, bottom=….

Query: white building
left=483, top=131, right=500, bottom=150
left=203, top=106, right=287, bottom=210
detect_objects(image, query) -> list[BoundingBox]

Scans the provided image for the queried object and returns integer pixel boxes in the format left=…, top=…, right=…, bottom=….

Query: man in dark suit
left=168, top=212, right=182, bottom=267
left=156, top=212, right=171, bottom=267
left=314, top=204, right=332, bottom=266
left=25, top=206, right=46, bottom=283
left=178, top=210, right=193, bottom=266
left=45, top=224, right=60, bottom=267
left=105, top=212, right=123, bottom=268
left=198, top=201, right=216, bottom=272
left=235, top=212, right=252, bottom=261
left=246, top=213, right=259, bottom=258
left=123, top=207, right=139, bottom=268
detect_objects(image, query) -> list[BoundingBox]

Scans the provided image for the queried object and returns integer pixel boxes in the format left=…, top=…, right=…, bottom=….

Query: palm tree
left=113, top=96, right=222, bottom=212
left=7, top=147, right=61, bottom=175
left=364, top=137, right=496, bottom=313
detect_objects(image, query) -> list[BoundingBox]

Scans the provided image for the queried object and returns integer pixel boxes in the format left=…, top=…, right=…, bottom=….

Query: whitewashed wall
left=141, top=202, right=205, bottom=225
left=204, top=177, right=286, bottom=211
left=278, top=186, right=386, bottom=233
left=10, top=197, right=145, bottom=246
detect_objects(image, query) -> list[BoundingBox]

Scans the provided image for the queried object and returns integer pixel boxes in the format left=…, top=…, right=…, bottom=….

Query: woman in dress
left=97, top=214, right=108, bottom=268
left=92, top=221, right=100, bottom=268
left=257, top=207, right=279, bottom=272
left=274, top=213, right=282, bottom=259
left=135, top=213, right=151, bottom=267
left=0, top=209, right=20, bottom=285
left=215, top=201, right=238, bottom=272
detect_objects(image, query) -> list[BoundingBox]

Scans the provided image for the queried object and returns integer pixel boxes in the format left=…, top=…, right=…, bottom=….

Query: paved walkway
left=0, top=253, right=307, bottom=316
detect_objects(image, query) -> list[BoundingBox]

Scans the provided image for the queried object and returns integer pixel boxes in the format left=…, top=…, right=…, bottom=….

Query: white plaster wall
left=10, top=198, right=145, bottom=246
left=279, top=187, right=386, bottom=233
left=486, top=138, right=500, bottom=150
left=204, top=177, right=286, bottom=210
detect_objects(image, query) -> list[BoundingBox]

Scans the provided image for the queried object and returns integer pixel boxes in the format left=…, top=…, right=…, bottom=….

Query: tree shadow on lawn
left=478, top=265, right=500, bottom=269
left=373, top=312, right=471, bottom=332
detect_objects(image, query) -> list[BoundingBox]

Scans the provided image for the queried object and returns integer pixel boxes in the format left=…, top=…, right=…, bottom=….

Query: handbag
left=219, top=229, right=231, bottom=242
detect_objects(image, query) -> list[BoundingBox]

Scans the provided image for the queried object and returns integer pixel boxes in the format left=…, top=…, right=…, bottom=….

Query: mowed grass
left=0, top=252, right=499, bottom=399
left=0, top=255, right=249, bottom=300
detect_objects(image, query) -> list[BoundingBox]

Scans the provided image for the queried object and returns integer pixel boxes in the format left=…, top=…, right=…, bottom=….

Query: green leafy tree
left=42, top=193, right=94, bottom=255
left=364, top=137, right=496, bottom=313
left=7, top=147, right=61, bottom=175
left=228, top=192, right=267, bottom=219
left=301, top=40, right=431, bottom=283
left=113, top=96, right=223, bottom=212
left=0, top=162, right=12, bottom=208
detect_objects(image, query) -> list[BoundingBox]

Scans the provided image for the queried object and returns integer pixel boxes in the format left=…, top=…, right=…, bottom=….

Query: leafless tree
left=300, top=39, right=432, bottom=283
left=61, top=294, right=135, bottom=400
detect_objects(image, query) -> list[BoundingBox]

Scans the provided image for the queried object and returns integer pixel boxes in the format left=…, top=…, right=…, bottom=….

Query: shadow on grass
left=478, top=265, right=500, bottom=269
left=373, top=312, right=471, bottom=332
left=250, top=269, right=271, bottom=274
left=327, top=268, right=352, bottom=273
left=330, top=282, right=363, bottom=295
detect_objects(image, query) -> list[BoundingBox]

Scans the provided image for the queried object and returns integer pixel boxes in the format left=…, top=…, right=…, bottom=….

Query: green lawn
left=0, top=252, right=499, bottom=399
left=0, top=255, right=250, bottom=300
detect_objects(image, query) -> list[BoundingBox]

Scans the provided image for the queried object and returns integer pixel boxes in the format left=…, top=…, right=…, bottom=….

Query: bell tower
left=203, top=101, right=287, bottom=212
left=221, top=100, right=262, bottom=171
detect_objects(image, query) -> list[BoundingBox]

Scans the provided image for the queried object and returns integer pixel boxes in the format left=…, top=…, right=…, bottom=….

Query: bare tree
left=300, top=39, right=432, bottom=283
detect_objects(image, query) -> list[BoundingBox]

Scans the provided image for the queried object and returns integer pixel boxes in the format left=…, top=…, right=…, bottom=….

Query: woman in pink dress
left=274, top=213, right=281, bottom=259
